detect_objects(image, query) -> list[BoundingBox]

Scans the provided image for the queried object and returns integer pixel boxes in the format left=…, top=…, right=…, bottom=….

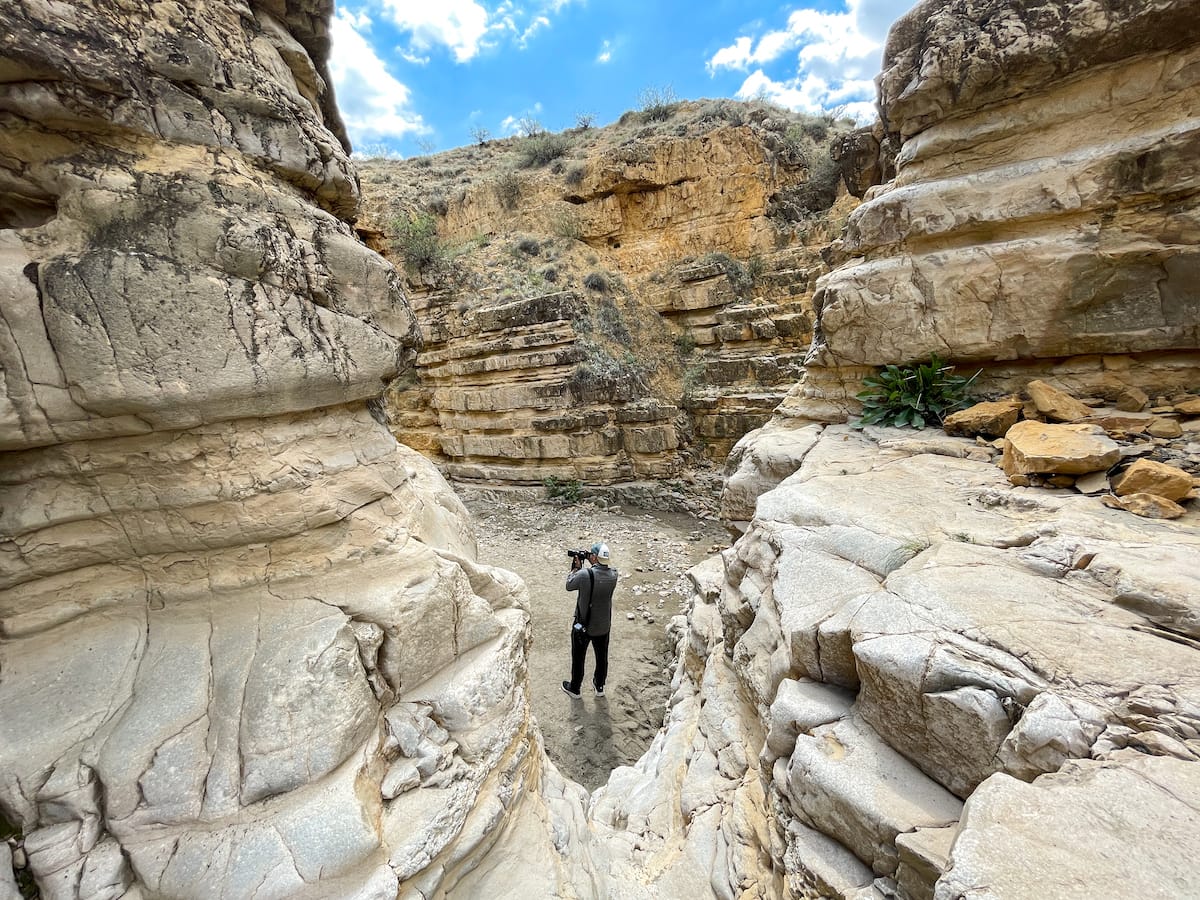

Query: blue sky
left=328, top=0, right=918, bottom=156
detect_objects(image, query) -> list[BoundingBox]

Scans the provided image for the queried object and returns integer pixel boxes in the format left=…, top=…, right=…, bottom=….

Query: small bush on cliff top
left=638, top=84, right=679, bottom=122
left=517, top=131, right=572, bottom=168
left=855, top=355, right=979, bottom=429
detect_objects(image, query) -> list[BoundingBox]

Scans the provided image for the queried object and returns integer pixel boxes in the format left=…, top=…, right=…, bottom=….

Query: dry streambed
left=463, top=490, right=728, bottom=789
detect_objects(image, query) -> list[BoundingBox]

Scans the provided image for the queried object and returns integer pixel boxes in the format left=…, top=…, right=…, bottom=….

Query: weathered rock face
left=358, top=110, right=853, bottom=481
left=694, top=426, right=1200, bottom=898
left=0, top=3, right=587, bottom=896
left=695, top=0, right=1200, bottom=896
left=785, top=0, right=1200, bottom=418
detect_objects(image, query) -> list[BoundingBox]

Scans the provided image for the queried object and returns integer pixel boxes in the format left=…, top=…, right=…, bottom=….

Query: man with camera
left=562, top=541, right=617, bottom=699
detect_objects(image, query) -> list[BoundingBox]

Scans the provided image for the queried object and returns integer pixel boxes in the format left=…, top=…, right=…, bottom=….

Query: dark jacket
left=567, top=563, right=617, bottom=636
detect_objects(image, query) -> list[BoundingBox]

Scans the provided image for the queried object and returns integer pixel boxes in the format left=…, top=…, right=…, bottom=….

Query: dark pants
left=569, top=629, right=609, bottom=693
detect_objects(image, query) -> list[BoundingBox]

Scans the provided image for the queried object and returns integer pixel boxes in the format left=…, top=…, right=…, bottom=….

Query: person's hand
left=571, top=558, right=582, bottom=571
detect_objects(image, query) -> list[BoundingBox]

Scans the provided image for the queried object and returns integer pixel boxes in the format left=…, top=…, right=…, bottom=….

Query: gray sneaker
left=561, top=681, right=581, bottom=699
left=594, top=684, right=605, bottom=697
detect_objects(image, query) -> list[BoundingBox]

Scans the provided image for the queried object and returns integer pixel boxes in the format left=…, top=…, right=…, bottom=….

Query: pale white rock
left=894, top=826, right=955, bottom=900
left=936, top=754, right=1200, bottom=900
left=720, top=422, right=824, bottom=528
left=783, top=821, right=876, bottom=898
left=764, top=678, right=856, bottom=765
left=1074, top=470, right=1110, bottom=494
left=0, top=846, right=17, bottom=900
left=784, top=716, right=964, bottom=876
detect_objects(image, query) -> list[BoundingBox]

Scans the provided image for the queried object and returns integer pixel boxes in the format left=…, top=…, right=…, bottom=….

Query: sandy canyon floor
left=464, top=491, right=729, bottom=789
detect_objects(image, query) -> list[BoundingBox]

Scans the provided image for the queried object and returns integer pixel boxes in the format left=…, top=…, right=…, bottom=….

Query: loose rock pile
left=945, top=379, right=1200, bottom=519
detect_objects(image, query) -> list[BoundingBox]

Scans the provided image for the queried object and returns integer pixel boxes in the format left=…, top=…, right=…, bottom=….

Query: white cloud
left=370, top=0, right=576, bottom=62
left=518, top=15, right=552, bottom=47
left=596, top=39, right=612, bottom=64
left=328, top=8, right=426, bottom=148
left=710, top=0, right=915, bottom=122
left=379, top=0, right=492, bottom=62
left=499, top=102, right=544, bottom=135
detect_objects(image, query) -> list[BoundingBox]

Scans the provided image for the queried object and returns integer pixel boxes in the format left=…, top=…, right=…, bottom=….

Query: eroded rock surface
left=693, top=0, right=1200, bottom=895
left=691, top=426, right=1200, bottom=898
left=357, top=106, right=853, bottom=482
left=0, top=2, right=587, bottom=896
left=783, top=0, right=1200, bottom=418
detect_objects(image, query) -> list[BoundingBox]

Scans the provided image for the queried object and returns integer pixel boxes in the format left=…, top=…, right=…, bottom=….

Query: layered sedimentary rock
left=695, top=0, right=1200, bottom=896
left=783, top=0, right=1200, bottom=420
left=0, top=3, right=587, bottom=896
left=359, top=113, right=845, bottom=481
left=701, top=425, right=1200, bottom=898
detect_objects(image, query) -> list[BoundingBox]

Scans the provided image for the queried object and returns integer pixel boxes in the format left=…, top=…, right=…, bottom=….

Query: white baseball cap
left=590, top=542, right=611, bottom=561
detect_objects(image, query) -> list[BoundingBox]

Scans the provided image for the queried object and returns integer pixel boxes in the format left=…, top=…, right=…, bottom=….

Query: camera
left=566, top=548, right=592, bottom=562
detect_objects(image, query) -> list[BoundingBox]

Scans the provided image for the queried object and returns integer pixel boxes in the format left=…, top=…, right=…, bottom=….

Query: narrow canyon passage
left=465, top=491, right=729, bottom=789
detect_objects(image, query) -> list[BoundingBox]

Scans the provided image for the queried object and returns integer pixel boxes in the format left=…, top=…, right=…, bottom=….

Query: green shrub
left=583, top=272, right=609, bottom=292
left=494, top=171, right=521, bottom=209
left=674, top=330, right=696, bottom=356
left=518, top=132, right=571, bottom=168
left=638, top=85, right=678, bottom=122
left=516, top=235, right=541, bottom=256
left=564, top=162, right=586, bottom=186
left=544, top=476, right=583, bottom=502
left=855, top=355, right=980, bottom=429
left=390, top=213, right=448, bottom=276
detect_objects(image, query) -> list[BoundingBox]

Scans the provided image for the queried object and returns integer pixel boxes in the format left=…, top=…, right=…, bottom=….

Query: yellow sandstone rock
left=1026, top=380, right=1094, bottom=423
left=1102, top=492, right=1187, bottom=520
left=942, top=400, right=1023, bottom=438
left=1113, top=459, right=1195, bottom=502
left=1001, top=421, right=1121, bottom=477
left=1116, top=386, right=1150, bottom=412
left=1147, top=418, right=1185, bottom=439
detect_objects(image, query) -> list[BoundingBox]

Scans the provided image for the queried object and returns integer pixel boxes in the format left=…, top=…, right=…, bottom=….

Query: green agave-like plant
left=856, top=355, right=980, bottom=429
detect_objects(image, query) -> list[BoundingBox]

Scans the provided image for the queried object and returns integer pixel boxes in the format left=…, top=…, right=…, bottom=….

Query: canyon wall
left=0, top=3, right=587, bottom=897
left=357, top=111, right=849, bottom=484
left=5, top=1, right=1199, bottom=898
left=781, top=0, right=1200, bottom=420
left=699, top=0, right=1200, bottom=896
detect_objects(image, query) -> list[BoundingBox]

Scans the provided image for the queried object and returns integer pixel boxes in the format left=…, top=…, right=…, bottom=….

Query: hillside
left=355, top=99, right=865, bottom=488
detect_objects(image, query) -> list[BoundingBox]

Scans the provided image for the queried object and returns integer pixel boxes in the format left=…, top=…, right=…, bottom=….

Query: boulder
left=1000, top=421, right=1121, bottom=477
left=1113, top=459, right=1194, bottom=501
left=941, top=400, right=1022, bottom=438
left=1025, top=381, right=1094, bottom=423
left=1177, top=397, right=1200, bottom=416
left=1148, top=417, right=1185, bottom=438
left=1102, top=492, right=1188, bottom=520
left=1115, top=386, right=1150, bottom=412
